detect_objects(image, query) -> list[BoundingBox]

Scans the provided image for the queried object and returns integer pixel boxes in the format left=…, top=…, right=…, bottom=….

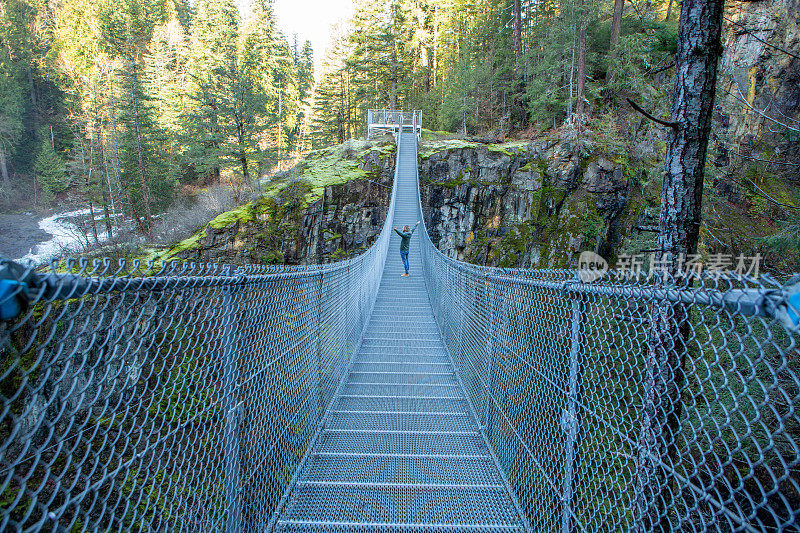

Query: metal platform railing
left=1, top=129, right=799, bottom=532
left=367, top=109, right=422, bottom=138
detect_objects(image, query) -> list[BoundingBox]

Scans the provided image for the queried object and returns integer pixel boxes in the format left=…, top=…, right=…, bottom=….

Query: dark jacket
left=394, top=222, right=419, bottom=252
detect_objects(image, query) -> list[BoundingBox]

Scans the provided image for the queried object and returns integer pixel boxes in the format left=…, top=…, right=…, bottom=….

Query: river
left=0, top=208, right=110, bottom=266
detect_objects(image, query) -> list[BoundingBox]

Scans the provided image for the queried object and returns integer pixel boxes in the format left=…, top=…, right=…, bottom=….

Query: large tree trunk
left=512, top=0, right=527, bottom=128
left=93, top=89, right=111, bottom=241
left=512, top=0, right=522, bottom=67
left=28, top=68, right=39, bottom=129
left=278, top=87, right=283, bottom=169
left=110, top=76, right=145, bottom=233
left=78, top=134, right=100, bottom=247
left=240, top=154, right=249, bottom=183
left=575, top=19, right=588, bottom=123
left=88, top=200, right=99, bottom=245
left=390, top=46, right=398, bottom=109
left=0, top=147, right=10, bottom=190
left=102, top=187, right=113, bottom=240
left=607, top=0, right=625, bottom=86
left=346, top=73, right=352, bottom=139
left=424, top=46, right=433, bottom=92
left=433, top=8, right=438, bottom=89
left=633, top=0, right=725, bottom=531
left=131, top=58, right=153, bottom=235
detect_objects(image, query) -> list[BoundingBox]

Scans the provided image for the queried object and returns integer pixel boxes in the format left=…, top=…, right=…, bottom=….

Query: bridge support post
left=311, top=269, right=322, bottom=421
left=482, top=272, right=497, bottom=431
left=222, top=265, right=241, bottom=533
left=561, top=287, right=584, bottom=533
left=457, top=268, right=465, bottom=364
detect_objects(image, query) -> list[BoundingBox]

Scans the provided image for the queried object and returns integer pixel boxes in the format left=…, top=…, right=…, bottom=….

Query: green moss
left=495, top=221, right=536, bottom=267
left=360, top=140, right=396, bottom=155
left=162, top=230, right=205, bottom=257
left=488, top=140, right=531, bottom=157
left=208, top=205, right=253, bottom=228
left=95, top=412, right=127, bottom=429
left=324, top=231, right=342, bottom=242
left=487, top=144, right=514, bottom=157
left=421, top=128, right=453, bottom=140
left=419, top=139, right=480, bottom=159
left=579, top=209, right=604, bottom=240
left=151, top=137, right=395, bottom=264
left=300, top=146, right=374, bottom=191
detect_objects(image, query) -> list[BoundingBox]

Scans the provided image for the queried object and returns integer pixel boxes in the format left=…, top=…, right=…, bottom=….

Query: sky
left=244, top=0, right=354, bottom=72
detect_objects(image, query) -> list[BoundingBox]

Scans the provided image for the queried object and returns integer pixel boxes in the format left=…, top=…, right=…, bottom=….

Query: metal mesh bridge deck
left=274, top=133, right=527, bottom=532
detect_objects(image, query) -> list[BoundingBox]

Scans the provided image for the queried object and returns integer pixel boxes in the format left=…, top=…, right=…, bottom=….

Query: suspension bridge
left=0, top=114, right=798, bottom=532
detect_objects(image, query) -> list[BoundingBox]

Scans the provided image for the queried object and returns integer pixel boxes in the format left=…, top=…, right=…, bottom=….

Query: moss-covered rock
left=153, top=137, right=397, bottom=265
left=420, top=135, right=634, bottom=268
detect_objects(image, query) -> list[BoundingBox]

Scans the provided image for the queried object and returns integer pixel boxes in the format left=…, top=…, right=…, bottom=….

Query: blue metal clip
left=0, top=279, right=27, bottom=321
left=775, top=277, right=800, bottom=332
left=784, top=290, right=800, bottom=330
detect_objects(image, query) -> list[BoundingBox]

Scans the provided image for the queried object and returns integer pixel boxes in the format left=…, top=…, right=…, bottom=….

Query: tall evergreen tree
left=0, top=45, right=24, bottom=190
left=185, top=0, right=239, bottom=183
left=0, top=0, right=43, bottom=191
left=32, top=129, right=67, bottom=203
left=311, top=24, right=357, bottom=147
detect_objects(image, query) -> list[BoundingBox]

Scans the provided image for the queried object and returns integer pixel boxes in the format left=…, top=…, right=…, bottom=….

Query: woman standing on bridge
left=394, top=221, right=420, bottom=276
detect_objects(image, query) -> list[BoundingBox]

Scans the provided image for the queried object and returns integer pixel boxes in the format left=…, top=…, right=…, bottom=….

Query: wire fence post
left=222, top=265, right=241, bottom=533
left=311, top=268, right=323, bottom=421
left=561, top=282, right=584, bottom=533
left=457, top=268, right=465, bottom=361
left=482, top=271, right=496, bottom=430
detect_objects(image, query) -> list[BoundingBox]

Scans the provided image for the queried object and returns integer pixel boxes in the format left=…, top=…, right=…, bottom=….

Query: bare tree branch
left=645, top=62, right=675, bottom=76
left=626, top=98, right=679, bottom=129
left=724, top=16, right=800, bottom=61
left=726, top=84, right=800, bottom=133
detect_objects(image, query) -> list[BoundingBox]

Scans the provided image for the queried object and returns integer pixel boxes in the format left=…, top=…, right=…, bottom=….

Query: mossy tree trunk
left=634, top=0, right=725, bottom=530
left=575, top=17, right=588, bottom=124
left=607, top=0, right=624, bottom=87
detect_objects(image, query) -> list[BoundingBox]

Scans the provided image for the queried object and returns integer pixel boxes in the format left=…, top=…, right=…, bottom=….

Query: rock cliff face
left=419, top=138, right=641, bottom=268
left=159, top=138, right=396, bottom=266
left=720, top=0, right=800, bottom=179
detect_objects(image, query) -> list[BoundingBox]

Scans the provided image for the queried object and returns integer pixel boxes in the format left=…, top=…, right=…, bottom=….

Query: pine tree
left=184, top=0, right=239, bottom=183
left=0, top=48, right=24, bottom=191
left=33, top=132, right=68, bottom=203
left=147, top=0, right=190, bottom=138
left=311, top=23, right=357, bottom=147
left=0, top=0, right=40, bottom=191
left=297, top=40, right=314, bottom=106
left=294, top=40, right=314, bottom=154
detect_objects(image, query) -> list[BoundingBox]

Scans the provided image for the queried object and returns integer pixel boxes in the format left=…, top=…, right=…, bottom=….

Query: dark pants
left=400, top=251, right=409, bottom=274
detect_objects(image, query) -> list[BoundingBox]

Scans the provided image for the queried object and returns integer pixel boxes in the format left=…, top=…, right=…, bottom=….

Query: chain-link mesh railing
left=412, top=147, right=800, bottom=530
left=0, top=157, right=397, bottom=530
